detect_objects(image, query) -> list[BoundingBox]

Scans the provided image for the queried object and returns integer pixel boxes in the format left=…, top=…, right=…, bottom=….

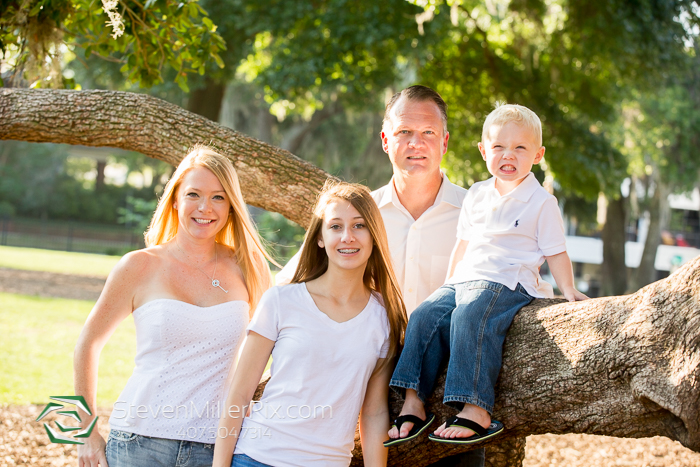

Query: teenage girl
left=213, top=181, right=407, bottom=467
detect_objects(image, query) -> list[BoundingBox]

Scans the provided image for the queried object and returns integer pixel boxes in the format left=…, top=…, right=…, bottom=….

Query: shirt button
left=410, top=256, right=414, bottom=260
left=492, top=207, right=497, bottom=211
left=408, top=288, right=414, bottom=292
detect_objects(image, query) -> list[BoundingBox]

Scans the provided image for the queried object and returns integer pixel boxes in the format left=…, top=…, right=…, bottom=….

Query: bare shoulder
left=107, top=245, right=166, bottom=285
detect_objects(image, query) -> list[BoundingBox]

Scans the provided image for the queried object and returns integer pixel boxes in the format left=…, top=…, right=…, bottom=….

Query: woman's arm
left=359, top=358, right=393, bottom=467
left=213, top=332, right=275, bottom=467
left=74, top=252, right=145, bottom=467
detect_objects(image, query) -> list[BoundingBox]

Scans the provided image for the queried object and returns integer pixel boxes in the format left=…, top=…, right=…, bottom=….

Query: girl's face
left=174, top=167, right=230, bottom=241
left=318, top=199, right=373, bottom=273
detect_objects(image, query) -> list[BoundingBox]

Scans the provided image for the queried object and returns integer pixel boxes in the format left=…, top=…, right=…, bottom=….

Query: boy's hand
left=562, top=287, right=588, bottom=302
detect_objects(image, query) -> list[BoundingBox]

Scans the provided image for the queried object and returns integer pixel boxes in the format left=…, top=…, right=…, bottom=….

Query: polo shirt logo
left=514, top=219, right=519, bottom=227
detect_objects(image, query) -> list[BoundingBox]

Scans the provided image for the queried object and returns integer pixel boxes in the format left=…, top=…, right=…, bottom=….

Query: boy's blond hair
left=482, top=103, right=543, bottom=147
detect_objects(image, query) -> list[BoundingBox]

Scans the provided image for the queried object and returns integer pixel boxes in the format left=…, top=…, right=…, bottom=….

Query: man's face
left=381, top=97, right=449, bottom=177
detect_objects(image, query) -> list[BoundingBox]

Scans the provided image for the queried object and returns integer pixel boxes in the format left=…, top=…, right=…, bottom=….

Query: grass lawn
left=0, top=245, right=121, bottom=278
left=0, top=292, right=136, bottom=407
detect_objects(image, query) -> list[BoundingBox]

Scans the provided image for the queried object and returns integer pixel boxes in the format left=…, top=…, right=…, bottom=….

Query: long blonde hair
left=291, top=180, right=407, bottom=361
left=145, top=145, right=273, bottom=312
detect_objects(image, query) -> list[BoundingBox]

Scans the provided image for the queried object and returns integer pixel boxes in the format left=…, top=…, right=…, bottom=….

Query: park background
left=1, top=0, right=700, bottom=465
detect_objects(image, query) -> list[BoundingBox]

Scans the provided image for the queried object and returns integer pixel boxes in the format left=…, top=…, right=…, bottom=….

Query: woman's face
left=318, top=199, right=373, bottom=273
left=174, top=167, right=230, bottom=241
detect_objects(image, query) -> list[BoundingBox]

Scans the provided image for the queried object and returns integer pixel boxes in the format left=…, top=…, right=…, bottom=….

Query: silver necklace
left=175, top=241, right=228, bottom=293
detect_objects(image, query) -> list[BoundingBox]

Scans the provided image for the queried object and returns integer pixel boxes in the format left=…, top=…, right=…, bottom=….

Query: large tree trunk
left=601, top=195, right=628, bottom=296
left=0, top=89, right=329, bottom=226
left=187, top=77, right=227, bottom=123
left=3, top=89, right=700, bottom=466
left=631, top=179, right=667, bottom=291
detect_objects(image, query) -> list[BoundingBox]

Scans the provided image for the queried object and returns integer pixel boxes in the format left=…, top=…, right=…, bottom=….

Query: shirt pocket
left=430, top=255, right=450, bottom=292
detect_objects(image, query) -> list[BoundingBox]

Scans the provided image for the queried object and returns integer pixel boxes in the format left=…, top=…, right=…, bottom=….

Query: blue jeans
left=105, top=429, right=214, bottom=467
left=390, top=280, right=533, bottom=414
left=231, top=453, right=273, bottom=467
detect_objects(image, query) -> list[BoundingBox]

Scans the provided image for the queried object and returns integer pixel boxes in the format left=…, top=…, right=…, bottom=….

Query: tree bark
left=3, top=89, right=700, bottom=466
left=631, top=179, right=667, bottom=291
left=601, top=194, right=628, bottom=296
left=0, top=89, right=331, bottom=226
left=187, top=77, right=227, bottom=123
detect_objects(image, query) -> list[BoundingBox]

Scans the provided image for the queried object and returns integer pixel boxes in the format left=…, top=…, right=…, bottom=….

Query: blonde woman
left=74, top=145, right=273, bottom=467
left=213, top=181, right=407, bottom=467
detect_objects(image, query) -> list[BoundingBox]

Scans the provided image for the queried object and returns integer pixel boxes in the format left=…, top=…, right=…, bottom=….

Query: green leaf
left=28, top=3, right=43, bottom=17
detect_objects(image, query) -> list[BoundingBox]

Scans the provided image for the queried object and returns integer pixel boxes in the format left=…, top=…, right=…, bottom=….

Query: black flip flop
left=383, top=412, right=435, bottom=447
left=428, top=416, right=504, bottom=445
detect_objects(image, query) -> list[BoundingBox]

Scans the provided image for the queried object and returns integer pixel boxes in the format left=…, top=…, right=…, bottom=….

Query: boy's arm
left=545, top=251, right=589, bottom=302
left=445, top=239, right=468, bottom=282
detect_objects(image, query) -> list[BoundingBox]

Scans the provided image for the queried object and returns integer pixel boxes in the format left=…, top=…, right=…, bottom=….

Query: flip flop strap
left=445, top=416, right=487, bottom=436
left=393, top=414, right=425, bottom=430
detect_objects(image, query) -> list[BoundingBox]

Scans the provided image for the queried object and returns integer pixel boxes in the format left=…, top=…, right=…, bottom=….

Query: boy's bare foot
left=433, top=404, right=490, bottom=439
left=387, top=389, right=426, bottom=439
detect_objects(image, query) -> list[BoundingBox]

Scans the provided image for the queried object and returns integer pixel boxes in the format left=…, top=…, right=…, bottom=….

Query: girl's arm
left=359, top=358, right=393, bottom=467
left=213, top=332, right=275, bottom=467
left=445, top=239, right=468, bottom=282
left=546, top=251, right=589, bottom=302
left=74, top=252, right=144, bottom=467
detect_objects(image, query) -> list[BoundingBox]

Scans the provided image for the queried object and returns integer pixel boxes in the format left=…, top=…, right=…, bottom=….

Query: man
left=277, top=85, right=484, bottom=466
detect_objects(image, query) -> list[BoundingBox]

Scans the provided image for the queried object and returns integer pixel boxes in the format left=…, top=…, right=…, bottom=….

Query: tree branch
left=0, top=88, right=333, bottom=226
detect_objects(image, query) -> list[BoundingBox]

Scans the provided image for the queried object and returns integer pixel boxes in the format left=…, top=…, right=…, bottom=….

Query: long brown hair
left=291, top=180, right=407, bottom=361
left=144, top=145, right=273, bottom=313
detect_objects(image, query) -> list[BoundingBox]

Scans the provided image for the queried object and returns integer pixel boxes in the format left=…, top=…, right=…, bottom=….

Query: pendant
left=212, top=279, right=228, bottom=293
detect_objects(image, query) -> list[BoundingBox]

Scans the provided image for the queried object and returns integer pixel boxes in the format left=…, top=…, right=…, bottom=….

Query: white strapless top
left=108, top=298, right=249, bottom=444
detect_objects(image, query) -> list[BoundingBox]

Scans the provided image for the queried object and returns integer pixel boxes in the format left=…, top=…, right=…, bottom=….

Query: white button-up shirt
left=372, top=175, right=465, bottom=314
left=447, top=172, right=566, bottom=298
left=275, top=174, right=466, bottom=315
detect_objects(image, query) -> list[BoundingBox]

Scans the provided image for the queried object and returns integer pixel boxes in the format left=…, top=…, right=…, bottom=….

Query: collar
left=488, top=172, right=540, bottom=202
left=379, top=172, right=463, bottom=210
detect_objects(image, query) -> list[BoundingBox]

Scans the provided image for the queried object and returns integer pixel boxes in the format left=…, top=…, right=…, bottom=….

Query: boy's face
left=478, top=121, right=545, bottom=193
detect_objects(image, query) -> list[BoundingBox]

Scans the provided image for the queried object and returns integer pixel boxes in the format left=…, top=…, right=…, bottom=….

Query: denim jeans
left=390, top=280, right=533, bottom=414
left=105, top=429, right=214, bottom=467
left=231, top=453, right=274, bottom=467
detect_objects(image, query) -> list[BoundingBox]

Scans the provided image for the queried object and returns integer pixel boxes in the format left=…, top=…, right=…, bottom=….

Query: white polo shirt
left=275, top=174, right=466, bottom=315
left=447, top=173, right=566, bottom=298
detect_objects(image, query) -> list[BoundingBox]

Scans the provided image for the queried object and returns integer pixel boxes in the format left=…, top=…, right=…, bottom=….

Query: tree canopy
left=2, top=0, right=700, bottom=291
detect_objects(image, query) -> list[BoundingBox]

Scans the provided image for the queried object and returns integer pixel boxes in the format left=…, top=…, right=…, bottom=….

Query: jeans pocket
left=516, top=283, right=534, bottom=302
left=108, top=429, right=140, bottom=443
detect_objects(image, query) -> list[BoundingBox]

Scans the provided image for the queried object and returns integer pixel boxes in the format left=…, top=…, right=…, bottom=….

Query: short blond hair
left=482, top=103, right=542, bottom=147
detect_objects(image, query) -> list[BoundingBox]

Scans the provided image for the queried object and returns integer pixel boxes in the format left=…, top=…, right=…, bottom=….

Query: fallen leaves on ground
left=2, top=405, right=699, bottom=466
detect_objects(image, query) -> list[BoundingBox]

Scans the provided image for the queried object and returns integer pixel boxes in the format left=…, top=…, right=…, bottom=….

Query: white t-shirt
left=234, top=283, right=390, bottom=467
left=447, top=173, right=566, bottom=298
left=276, top=174, right=466, bottom=314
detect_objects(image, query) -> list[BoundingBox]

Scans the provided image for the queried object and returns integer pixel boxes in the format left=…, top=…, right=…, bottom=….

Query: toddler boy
left=384, top=103, right=587, bottom=447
